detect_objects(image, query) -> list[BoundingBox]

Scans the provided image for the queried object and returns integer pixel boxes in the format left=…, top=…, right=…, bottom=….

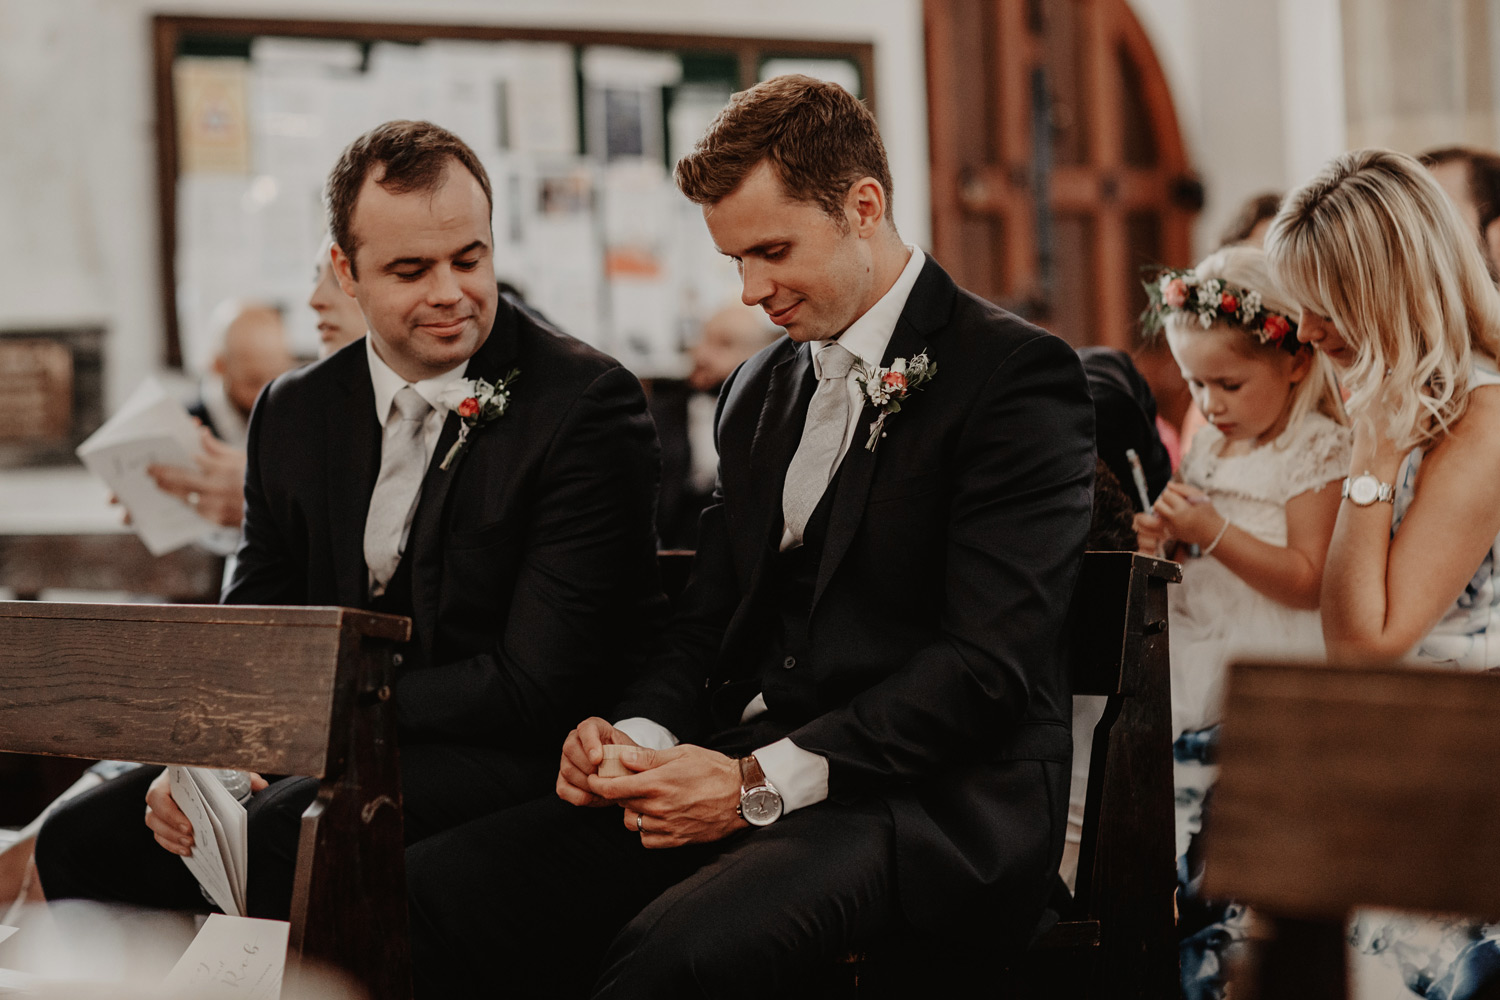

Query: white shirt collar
left=365, top=335, right=470, bottom=424
left=811, top=245, right=925, bottom=373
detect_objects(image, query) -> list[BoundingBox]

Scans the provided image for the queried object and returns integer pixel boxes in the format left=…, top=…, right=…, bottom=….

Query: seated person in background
left=35, top=118, right=666, bottom=922
left=1419, top=145, right=1500, bottom=282
left=1218, top=191, right=1282, bottom=249
left=405, top=74, right=1095, bottom=998
left=1060, top=347, right=1172, bottom=895
left=1078, top=345, right=1172, bottom=513
left=650, top=301, right=779, bottom=548
left=146, top=300, right=294, bottom=529
left=307, top=235, right=370, bottom=357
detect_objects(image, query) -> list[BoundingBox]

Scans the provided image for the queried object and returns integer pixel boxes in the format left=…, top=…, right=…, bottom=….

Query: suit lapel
left=812, top=319, right=930, bottom=609
left=404, top=302, right=521, bottom=661
left=326, top=346, right=382, bottom=609
left=740, top=341, right=815, bottom=574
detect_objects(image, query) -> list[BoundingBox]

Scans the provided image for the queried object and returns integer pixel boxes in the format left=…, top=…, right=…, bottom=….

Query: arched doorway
left=925, top=0, right=1199, bottom=348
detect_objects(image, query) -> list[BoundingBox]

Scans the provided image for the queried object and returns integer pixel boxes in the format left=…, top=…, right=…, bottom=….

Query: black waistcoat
left=709, top=466, right=843, bottom=732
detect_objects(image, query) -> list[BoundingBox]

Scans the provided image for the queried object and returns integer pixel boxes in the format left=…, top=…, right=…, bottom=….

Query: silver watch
left=1342, top=471, right=1395, bottom=507
left=736, top=755, right=783, bottom=827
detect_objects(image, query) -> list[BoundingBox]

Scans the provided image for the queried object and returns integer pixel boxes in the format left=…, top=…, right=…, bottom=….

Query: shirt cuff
left=613, top=717, right=678, bottom=751
left=755, top=737, right=828, bottom=814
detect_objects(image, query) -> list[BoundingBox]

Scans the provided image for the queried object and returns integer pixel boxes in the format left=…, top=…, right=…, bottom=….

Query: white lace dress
left=1169, top=410, right=1353, bottom=736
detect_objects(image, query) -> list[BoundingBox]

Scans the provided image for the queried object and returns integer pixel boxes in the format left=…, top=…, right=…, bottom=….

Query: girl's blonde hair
left=1266, top=148, right=1500, bottom=450
left=1163, top=244, right=1347, bottom=441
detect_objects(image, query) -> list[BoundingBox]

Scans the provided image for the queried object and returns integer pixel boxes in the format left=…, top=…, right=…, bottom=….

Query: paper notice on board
left=162, top=914, right=288, bottom=999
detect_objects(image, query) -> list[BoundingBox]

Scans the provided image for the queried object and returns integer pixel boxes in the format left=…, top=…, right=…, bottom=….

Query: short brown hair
left=1217, top=191, right=1282, bottom=248
left=675, top=74, right=894, bottom=226
left=325, top=120, right=493, bottom=277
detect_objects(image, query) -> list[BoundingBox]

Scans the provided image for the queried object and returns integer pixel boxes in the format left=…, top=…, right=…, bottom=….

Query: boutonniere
left=435, top=369, right=520, bottom=470
left=854, top=352, right=936, bottom=451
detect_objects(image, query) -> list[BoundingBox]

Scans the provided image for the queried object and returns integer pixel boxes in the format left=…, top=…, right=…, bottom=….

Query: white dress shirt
left=618, top=245, right=927, bottom=817
left=364, top=336, right=469, bottom=591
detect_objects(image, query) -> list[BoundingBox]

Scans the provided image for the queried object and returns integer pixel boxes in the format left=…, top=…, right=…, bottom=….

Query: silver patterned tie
left=781, top=342, right=859, bottom=547
left=364, top=385, right=432, bottom=596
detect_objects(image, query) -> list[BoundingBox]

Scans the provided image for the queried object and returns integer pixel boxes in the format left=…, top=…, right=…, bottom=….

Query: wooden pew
left=1204, top=660, right=1500, bottom=1000
left=0, top=601, right=412, bottom=1000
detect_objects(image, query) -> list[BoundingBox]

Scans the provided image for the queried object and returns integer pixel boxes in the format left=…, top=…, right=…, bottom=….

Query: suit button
left=392, top=653, right=404, bottom=667
left=783, top=656, right=796, bottom=669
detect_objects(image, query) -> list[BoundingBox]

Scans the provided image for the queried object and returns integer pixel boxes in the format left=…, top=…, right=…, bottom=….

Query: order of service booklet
left=74, top=377, right=223, bottom=556
left=167, top=767, right=248, bottom=918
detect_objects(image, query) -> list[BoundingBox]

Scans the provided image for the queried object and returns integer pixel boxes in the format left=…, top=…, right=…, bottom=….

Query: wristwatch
left=1342, top=471, right=1395, bottom=507
left=736, top=754, right=783, bottom=827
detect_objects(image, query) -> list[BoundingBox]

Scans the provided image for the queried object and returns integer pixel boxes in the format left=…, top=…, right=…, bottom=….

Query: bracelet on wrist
left=1201, top=517, right=1231, bottom=557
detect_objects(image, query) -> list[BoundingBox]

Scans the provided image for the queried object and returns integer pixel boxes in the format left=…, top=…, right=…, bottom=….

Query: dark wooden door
left=925, top=0, right=1199, bottom=348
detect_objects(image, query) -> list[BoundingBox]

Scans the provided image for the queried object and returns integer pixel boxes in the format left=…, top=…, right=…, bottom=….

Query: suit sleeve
left=222, top=382, right=305, bottom=606
left=788, top=333, right=1094, bottom=788
left=609, top=366, right=746, bottom=745
left=393, top=365, right=668, bottom=747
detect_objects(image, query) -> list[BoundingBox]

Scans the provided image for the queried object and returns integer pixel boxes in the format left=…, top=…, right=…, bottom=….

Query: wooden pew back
left=0, top=600, right=412, bottom=1000
left=1028, top=550, right=1181, bottom=998
left=1205, top=660, right=1500, bottom=998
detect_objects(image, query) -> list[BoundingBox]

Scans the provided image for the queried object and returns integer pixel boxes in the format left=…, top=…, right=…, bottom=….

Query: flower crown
left=1140, top=267, right=1299, bottom=351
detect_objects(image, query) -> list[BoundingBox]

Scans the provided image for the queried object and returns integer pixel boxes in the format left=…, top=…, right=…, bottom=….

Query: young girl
left=1267, top=148, right=1500, bottom=999
left=1136, top=244, right=1349, bottom=738
left=1133, top=244, right=1350, bottom=999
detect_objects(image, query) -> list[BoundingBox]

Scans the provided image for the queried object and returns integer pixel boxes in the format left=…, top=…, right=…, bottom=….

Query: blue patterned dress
left=1350, top=361, right=1500, bottom=1000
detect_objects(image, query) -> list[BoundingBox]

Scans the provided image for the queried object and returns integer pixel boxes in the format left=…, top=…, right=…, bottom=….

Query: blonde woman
left=1268, top=147, right=1500, bottom=999
left=1269, top=147, right=1500, bottom=669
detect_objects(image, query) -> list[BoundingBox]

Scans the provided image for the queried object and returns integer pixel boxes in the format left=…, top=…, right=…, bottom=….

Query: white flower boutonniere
left=853, top=351, right=937, bottom=452
left=435, top=368, right=520, bottom=470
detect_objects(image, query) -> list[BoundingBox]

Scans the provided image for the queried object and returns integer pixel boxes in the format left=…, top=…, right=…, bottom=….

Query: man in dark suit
left=35, top=120, right=665, bottom=920
left=405, top=75, right=1094, bottom=997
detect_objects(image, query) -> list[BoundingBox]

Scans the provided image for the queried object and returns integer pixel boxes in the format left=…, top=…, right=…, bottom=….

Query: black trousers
left=406, top=793, right=903, bottom=1000
left=34, top=742, right=556, bottom=920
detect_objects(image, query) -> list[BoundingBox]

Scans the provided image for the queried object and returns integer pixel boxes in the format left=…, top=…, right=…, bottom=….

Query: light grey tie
left=364, top=385, right=432, bottom=596
left=782, top=343, right=859, bottom=547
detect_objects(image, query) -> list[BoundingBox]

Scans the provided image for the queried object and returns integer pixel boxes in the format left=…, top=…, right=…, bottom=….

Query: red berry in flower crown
left=1220, top=293, right=1238, bottom=313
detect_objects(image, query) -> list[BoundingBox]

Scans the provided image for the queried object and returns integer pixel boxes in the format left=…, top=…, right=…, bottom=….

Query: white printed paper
left=162, top=913, right=288, bottom=999
left=75, top=378, right=221, bottom=556
left=166, top=767, right=247, bottom=917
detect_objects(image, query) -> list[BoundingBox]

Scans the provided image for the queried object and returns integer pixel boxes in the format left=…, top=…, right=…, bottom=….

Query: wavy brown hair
left=675, top=74, right=894, bottom=228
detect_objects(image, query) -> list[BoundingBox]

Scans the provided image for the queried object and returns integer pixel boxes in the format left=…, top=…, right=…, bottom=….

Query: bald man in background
left=651, top=302, right=778, bottom=548
left=147, top=301, right=295, bottom=529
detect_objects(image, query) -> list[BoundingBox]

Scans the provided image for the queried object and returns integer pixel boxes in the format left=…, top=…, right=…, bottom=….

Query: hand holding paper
left=76, top=379, right=226, bottom=555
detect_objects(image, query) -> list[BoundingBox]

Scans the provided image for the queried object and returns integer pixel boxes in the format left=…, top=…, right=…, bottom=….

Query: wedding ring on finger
left=636, top=813, right=645, bottom=834
left=186, top=491, right=202, bottom=507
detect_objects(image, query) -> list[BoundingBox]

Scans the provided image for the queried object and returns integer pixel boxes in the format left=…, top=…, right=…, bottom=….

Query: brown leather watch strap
left=739, top=754, right=768, bottom=790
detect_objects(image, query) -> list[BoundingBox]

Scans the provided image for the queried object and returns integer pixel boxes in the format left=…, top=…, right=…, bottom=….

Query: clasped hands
left=557, top=717, right=747, bottom=848
left=1134, top=480, right=1226, bottom=556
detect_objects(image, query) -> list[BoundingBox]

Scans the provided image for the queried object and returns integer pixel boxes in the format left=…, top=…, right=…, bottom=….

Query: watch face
left=741, top=787, right=783, bottom=826
left=1349, top=475, right=1379, bottom=506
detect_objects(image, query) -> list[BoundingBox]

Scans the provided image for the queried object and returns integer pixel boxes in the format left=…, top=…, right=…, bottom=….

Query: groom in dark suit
left=35, top=120, right=665, bottom=919
left=405, top=76, right=1095, bottom=997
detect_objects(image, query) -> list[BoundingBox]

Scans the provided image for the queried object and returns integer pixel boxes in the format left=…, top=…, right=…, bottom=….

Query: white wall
left=1129, top=0, right=1346, bottom=255
left=0, top=0, right=928, bottom=411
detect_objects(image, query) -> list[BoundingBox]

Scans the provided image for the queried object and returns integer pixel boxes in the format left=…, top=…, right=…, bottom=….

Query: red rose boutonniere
left=436, top=368, right=520, bottom=471
left=853, top=351, right=937, bottom=452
